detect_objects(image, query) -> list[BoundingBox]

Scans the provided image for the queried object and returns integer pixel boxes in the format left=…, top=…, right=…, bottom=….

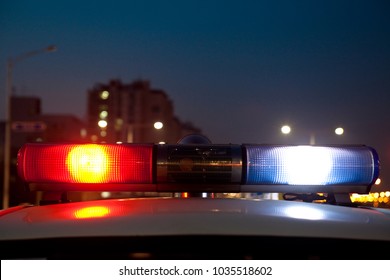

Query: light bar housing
left=242, top=144, right=379, bottom=194
left=17, top=143, right=380, bottom=194
left=18, top=143, right=154, bottom=184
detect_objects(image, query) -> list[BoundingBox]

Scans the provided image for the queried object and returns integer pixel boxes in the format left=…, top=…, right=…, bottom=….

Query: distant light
left=99, top=110, right=108, bottom=119
left=98, top=120, right=107, bottom=128
left=91, top=135, right=98, bottom=142
left=154, top=121, right=163, bottom=129
left=281, top=125, right=291, bottom=134
left=335, top=127, right=344, bottom=135
left=375, top=178, right=381, bottom=185
left=100, top=91, right=109, bottom=100
left=115, top=118, right=123, bottom=130
left=80, top=128, right=87, bottom=138
left=101, top=192, right=111, bottom=198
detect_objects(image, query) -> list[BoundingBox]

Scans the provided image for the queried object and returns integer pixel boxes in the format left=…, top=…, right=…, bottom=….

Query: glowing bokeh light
left=154, top=121, right=163, bottom=129
left=281, top=125, right=291, bottom=134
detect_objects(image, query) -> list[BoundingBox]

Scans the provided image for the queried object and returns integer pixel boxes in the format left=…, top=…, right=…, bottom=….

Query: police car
left=1, top=134, right=390, bottom=259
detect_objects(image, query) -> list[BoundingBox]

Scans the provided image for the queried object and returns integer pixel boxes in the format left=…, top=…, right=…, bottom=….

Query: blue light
left=244, top=145, right=379, bottom=185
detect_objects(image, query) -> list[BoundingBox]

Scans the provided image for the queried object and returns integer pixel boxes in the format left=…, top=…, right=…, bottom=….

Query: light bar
left=18, top=143, right=153, bottom=184
left=17, top=142, right=380, bottom=194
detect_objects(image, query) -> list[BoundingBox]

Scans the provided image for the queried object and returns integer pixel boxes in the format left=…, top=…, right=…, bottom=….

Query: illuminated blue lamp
left=244, top=145, right=379, bottom=185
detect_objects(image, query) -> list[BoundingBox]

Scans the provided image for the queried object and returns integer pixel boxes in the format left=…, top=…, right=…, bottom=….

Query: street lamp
left=3, top=45, right=57, bottom=209
left=281, top=125, right=291, bottom=135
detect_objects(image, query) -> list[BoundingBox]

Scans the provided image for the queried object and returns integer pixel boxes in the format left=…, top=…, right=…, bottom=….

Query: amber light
left=17, top=143, right=154, bottom=183
left=181, top=192, right=189, bottom=198
left=67, top=145, right=109, bottom=183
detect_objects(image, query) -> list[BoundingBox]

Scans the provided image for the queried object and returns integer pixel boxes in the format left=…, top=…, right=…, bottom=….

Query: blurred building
left=87, top=79, right=201, bottom=144
left=1, top=95, right=86, bottom=207
left=9, top=96, right=86, bottom=146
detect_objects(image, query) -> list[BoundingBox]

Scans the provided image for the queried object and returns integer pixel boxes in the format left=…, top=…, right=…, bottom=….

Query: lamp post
left=3, top=45, right=57, bottom=209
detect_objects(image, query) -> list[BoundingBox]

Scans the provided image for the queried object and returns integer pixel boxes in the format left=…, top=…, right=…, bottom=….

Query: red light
left=181, top=192, right=189, bottom=198
left=18, top=143, right=154, bottom=183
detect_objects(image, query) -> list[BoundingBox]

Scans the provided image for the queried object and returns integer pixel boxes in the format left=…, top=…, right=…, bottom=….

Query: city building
left=87, top=79, right=201, bottom=144
left=1, top=95, right=86, bottom=207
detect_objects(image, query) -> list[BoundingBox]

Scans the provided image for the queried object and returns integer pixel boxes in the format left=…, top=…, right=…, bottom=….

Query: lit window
left=91, top=135, right=98, bottom=142
left=80, top=129, right=87, bottom=138
left=154, top=121, right=163, bottom=129
left=100, top=90, right=109, bottom=100
left=99, top=110, right=108, bottom=119
left=115, top=118, right=123, bottom=131
left=98, top=120, right=108, bottom=128
left=99, top=104, right=108, bottom=111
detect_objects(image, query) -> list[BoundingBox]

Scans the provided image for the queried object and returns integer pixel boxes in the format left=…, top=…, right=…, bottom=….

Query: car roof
left=1, top=197, right=390, bottom=241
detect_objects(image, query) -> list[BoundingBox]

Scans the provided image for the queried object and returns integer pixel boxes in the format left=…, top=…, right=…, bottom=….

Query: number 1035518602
left=212, top=266, right=272, bottom=276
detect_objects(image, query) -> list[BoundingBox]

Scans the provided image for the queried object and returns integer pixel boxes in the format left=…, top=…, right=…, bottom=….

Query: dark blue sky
left=1, top=0, right=390, bottom=187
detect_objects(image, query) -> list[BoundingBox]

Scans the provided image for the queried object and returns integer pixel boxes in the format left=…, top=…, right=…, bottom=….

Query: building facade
left=1, top=96, right=86, bottom=208
left=87, top=79, right=201, bottom=144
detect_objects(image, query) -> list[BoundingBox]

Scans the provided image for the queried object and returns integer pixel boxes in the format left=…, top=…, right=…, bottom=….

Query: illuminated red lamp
left=17, top=143, right=154, bottom=184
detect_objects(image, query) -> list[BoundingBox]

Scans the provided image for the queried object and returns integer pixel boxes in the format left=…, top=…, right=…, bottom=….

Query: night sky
left=1, top=0, right=390, bottom=189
